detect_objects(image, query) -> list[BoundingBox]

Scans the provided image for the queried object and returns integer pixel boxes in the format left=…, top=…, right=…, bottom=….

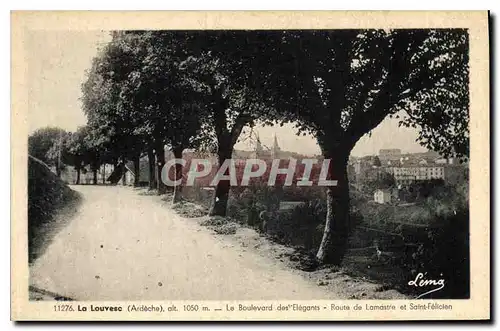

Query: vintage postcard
left=11, top=11, right=490, bottom=321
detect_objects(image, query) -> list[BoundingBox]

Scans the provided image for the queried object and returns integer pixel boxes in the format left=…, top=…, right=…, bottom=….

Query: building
left=378, top=149, right=402, bottom=166
left=355, top=163, right=387, bottom=182
left=434, top=156, right=461, bottom=165
left=252, top=133, right=283, bottom=160
left=434, top=157, right=449, bottom=165
left=353, top=160, right=367, bottom=175
left=374, top=189, right=392, bottom=204
left=60, top=163, right=114, bottom=185
left=252, top=134, right=265, bottom=159
left=347, top=163, right=356, bottom=182
left=385, top=164, right=463, bottom=185
left=271, top=134, right=281, bottom=159
left=120, top=157, right=151, bottom=186
left=379, top=149, right=402, bottom=157
left=354, top=156, right=379, bottom=176
left=249, top=133, right=306, bottom=160
left=378, top=149, right=445, bottom=167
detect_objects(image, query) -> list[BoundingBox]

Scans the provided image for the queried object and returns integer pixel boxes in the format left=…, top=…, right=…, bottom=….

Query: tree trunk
left=147, top=148, right=156, bottom=190
left=133, top=155, right=140, bottom=187
left=316, top=151, right=351, bottom=266
left=92, top=168, right=98, bottom=185
left=155, top=142, right=166, bottom=195
left=76, top=168, right=81, bottom=185
left=102, top=164, right=106, bottom=184
left=172, top=147, right=184, bottom=203
left=210, top=179, right=231, bottom=216
left=209, top=139, right=233, bottom=216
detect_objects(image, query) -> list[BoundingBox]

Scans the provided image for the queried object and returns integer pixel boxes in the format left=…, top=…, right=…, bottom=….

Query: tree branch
left=230, top=112, right=253, bottom=147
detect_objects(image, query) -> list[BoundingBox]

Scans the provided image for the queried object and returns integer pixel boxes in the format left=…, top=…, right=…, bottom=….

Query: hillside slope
left=28, top=156, right=81, bottom=263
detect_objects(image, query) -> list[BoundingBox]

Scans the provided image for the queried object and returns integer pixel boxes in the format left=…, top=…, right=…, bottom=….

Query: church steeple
left=253, top=132, right=263, bottom=158
left=255, top=133, right=263, bottom=153
left=273, top=134, right=280, bottom=151
left=271, top=134, right=280, bottom=159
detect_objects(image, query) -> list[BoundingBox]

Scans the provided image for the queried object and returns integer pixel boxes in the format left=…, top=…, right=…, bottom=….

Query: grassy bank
left=28, top=156, right=81, bottom=263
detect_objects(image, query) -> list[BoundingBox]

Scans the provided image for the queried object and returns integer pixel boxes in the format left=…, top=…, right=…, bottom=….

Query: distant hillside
left=28, top=155, right=81, bottom=263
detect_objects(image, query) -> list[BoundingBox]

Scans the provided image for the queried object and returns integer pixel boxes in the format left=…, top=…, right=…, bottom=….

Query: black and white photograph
left=11, top=11, right=490, bottom=321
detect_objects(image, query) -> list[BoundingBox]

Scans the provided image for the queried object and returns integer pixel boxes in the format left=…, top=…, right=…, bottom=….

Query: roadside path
left=30, top=185, right=339, bottom=300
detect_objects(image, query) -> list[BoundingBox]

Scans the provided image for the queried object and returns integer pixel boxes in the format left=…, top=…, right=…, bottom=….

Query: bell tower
left=253, top=133, right=263, bottom=158
left=271, top=134, right=280, bottom=159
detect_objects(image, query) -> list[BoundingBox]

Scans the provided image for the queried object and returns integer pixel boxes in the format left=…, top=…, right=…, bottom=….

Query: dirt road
left=30, top=185, right=340, bottom=300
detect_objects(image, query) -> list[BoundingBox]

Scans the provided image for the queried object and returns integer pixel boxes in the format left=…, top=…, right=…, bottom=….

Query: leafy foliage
left=210, top=29, right=470, bottom=159
left=75, top=29, right=470, bottom=265
left=28, top=127, right=67, bottom=166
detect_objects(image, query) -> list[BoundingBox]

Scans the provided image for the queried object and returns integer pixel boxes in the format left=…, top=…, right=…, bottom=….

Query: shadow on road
left=29, top=285, right=75, bottom=301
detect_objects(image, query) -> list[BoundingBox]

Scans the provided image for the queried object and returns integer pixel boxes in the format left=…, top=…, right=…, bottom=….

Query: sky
left=27, top=30, right=111, bottom=134
left=27, top=31, right=427, bottom=157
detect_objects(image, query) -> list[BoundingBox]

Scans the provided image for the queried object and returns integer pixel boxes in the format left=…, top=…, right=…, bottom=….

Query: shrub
left=265, top=199, right=325, bottom=251
left=200, top=216, right=229, bottom=227
left=403, top=204, right=469, bottom=298
left=213, top=223, right=238, bottom=235
left=346, top=186, right=470, bottom=299
left=200, top=216, right=238, bottom=235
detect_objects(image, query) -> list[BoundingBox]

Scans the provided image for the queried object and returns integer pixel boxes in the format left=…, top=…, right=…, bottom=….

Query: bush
left=404, top=205, right=469, bottom=298
left=213, top=223, right=238, bottom=235
left=181, top=185, right=213, bottom=209
left=200, top=216, right=229, bottom=227
left=265, top=199, right=325, bottom=251
left=345, top=186, right=470, bottom=299
left=227, top=184, right=280, bottom=229
left=200, top=216, right=238, bottom=235
left=172, top=200, right=208, bottom=218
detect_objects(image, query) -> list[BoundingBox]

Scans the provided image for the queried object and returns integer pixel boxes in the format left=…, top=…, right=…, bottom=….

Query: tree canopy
left=28, top=127, right=67, bottom=167
left=74, top=28, right=469, bottom=265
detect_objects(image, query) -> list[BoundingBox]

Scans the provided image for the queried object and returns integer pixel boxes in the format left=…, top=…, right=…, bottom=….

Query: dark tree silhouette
left=116, top=31, right=203, bottom=201
left=81, top=32, right=152, bottom=188
left=179, top=33, right=274, bottom=216
left=64, top=126, right=90, bottom=184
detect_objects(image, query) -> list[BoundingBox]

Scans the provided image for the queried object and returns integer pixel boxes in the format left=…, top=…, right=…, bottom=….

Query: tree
left=81, top=32, right=147, bottom=187
left=179, top=33, right=274, bottom=215
left=64, top=126, right=89, bottom=184
left=362, top=172, right=396, bottom=195
left=28, top=127, right=68, bottom=176
left=83, top=128, right=105, bottom=185
left=116, top=31, right=203, bottom=201
left=80, top=29, right=469, bottom=267
left=231, top=29, right=469, bottom=265
left=83, top=31, right=205, bottom=198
